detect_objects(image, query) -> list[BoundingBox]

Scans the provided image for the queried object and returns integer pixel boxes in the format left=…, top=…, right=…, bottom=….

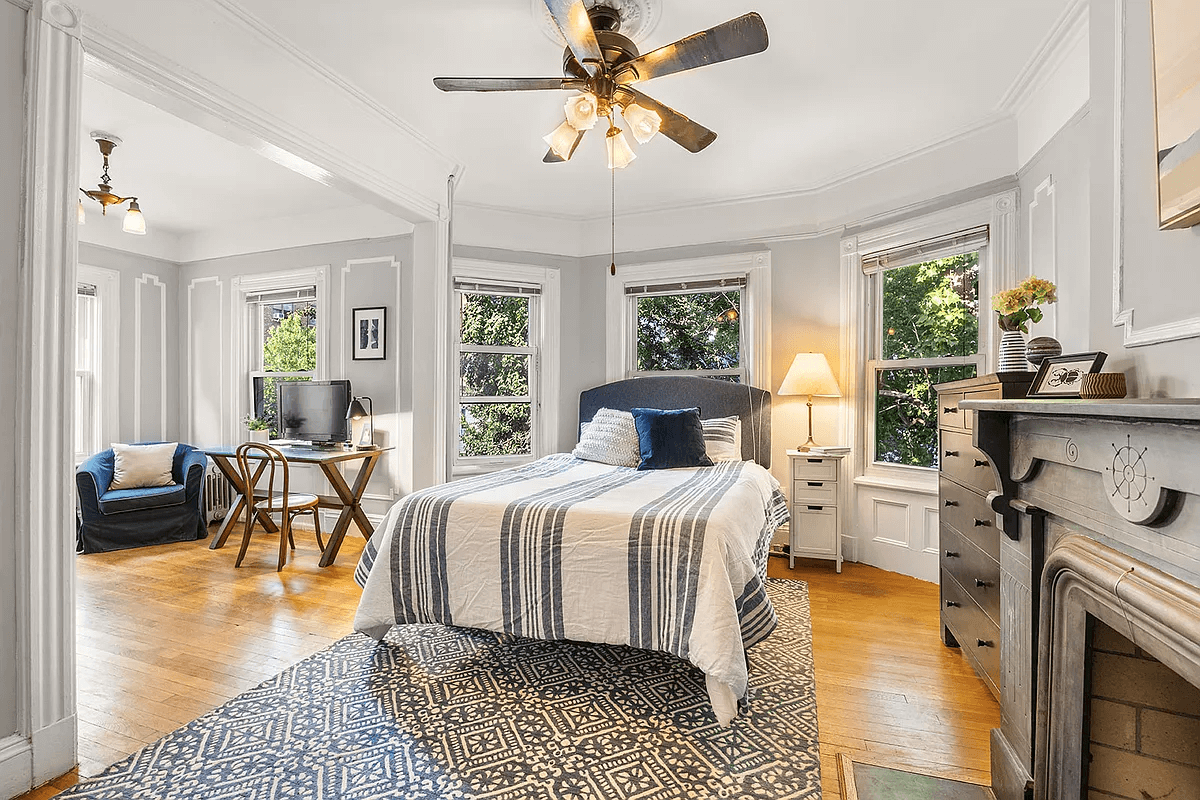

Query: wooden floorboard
left=16, top=532, right=999, bottom=799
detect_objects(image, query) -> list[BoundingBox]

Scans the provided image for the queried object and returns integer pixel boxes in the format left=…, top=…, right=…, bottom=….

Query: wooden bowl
left=1079, top=372, right=1127, bottom=399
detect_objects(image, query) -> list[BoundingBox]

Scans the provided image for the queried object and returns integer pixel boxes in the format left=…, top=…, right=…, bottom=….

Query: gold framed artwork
left=1151, top=0, right=1200, bottom=229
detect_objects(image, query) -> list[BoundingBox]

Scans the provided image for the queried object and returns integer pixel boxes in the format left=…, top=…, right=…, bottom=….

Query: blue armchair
left=76, top=443, right=208, bottom=554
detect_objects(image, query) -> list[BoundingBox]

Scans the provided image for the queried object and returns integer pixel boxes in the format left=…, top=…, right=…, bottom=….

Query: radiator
left=203, top=464, right=235, bottom=523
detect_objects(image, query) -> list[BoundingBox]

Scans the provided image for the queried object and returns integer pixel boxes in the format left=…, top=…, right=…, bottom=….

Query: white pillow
left=702, top=416, right=742, bottom=462
left=573, top=408, right=641, bottom=467
left=109, top=442, right=177, bottom=491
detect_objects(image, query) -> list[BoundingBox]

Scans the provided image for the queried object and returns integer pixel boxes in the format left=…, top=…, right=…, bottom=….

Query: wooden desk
left=204, top=444, right=389, bottom=567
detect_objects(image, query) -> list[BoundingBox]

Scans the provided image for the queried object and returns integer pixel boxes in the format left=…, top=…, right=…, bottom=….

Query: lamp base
left=796, top=436, right=819, bottom=452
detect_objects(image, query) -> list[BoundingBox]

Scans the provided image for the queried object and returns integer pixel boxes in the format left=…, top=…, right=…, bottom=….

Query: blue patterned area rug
left=58, top=578, right=819, bottom=799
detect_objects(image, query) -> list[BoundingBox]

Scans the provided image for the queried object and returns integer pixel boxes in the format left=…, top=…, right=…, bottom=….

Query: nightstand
left=786, top=450, right=846, bottom=572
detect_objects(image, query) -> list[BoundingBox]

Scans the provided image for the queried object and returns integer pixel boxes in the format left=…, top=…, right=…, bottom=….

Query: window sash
left=861, top=225, right=989, bottom=274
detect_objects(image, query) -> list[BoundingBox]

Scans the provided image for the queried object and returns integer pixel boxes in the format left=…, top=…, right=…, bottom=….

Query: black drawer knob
left=944, top=500, right=958, bottom=507
left=944, top=450, right=959, bottom=458
left=945, top=550, right=959, bottom=558
left=945, top=600, right=960, bottom=608
left=943, top=406, right=958, bottom=414
left=976, top=639, right=994, bottom=648
left=975, top=578, right=991, bottom=588
left=973, top=518, right=991, bottom=527
left=974, top=459, right=989, bottom=468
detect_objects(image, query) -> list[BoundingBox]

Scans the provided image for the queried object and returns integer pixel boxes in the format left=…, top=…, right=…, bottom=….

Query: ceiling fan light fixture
left=564, top=92, right=599, bottom=130
left=544, top=120, right=581, bottom=160
left=122, top=200, right=146, bottom=235
left=622, top=102, right=661, bottom=144
left=606, top=124, right=636, bottom=170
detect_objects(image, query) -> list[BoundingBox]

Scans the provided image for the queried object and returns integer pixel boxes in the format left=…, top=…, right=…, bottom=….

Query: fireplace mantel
left=961, top=398, right=1200, bottom=800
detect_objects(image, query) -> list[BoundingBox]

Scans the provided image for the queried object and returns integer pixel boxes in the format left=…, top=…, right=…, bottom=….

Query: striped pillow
left=702, top=416, right=742, bottom=462
left=573, top=408, right=641, bottom=467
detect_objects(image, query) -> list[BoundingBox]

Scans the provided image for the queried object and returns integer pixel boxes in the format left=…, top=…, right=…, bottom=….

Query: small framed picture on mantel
left=352, top=306, right=386, bottom=361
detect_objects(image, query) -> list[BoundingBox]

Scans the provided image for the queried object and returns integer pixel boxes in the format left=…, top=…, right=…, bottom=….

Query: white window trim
left=840, top=191, right=1019, bottom=488
left=77, top=264, right=120, bottom=461
left=230, top=266, right=329, bottom=436
left=605, top=252, right=772, bottom=388
left=451, top=258, right=560, bottom=478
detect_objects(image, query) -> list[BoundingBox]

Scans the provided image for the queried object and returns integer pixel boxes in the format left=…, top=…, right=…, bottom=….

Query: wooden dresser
left=934, top=373, right=1032, bottom=698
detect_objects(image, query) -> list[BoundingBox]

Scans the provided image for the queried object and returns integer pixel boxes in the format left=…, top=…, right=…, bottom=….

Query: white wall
left=180, top=235, right=413, bottom=516
left=78, top=244, right=182, bottom=444
left=0, top=0, right=25, bottom=756
left=1088, top=0, right=1200, bottom=396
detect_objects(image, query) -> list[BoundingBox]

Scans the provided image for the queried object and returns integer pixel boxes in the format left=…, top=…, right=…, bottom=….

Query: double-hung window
left=74, top=282, right=100, bottom=463
left=626, top=278, right=745, bottom=382
left=246, top=285, right=318, bottom=437
left=454, top=278, right=542, bottom=470
left=864, top=227, right=986, bottom=470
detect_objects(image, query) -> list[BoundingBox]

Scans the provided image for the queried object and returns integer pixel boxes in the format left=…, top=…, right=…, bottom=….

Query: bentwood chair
left=234, top=442, right=324, bottom=571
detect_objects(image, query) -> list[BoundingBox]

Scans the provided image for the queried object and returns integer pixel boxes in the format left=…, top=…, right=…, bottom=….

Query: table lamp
left=345, top=395, right=376, bottom=450
left=778, top=353, right=841, bottom=450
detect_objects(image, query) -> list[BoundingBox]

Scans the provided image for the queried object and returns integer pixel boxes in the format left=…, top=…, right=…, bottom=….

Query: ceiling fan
left=433, top=0, right=769, bottom=168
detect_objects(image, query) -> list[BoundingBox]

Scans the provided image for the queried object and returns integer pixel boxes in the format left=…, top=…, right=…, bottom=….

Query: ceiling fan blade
left=543, top=130, right=586, bottom=163
left=613, top=12, right=769, bottom=84
left=433, top=77, right=579, bottom=92
left=615, top=87, right=717, bottom=153
left=542, top=0, right=604, bottom=76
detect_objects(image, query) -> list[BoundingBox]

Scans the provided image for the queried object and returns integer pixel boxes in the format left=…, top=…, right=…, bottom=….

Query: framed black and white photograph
left=352, top=306, right=386, bottom=361
left=1027, top=352, right=1108, bottom=398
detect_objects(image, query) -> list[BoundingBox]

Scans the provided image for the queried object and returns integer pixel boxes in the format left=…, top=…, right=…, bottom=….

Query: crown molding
left=997, top=0, right=1089, bottom=116
left=204, top=0, right=466, bottom=182
left=4, top=0, right=32, bottom=11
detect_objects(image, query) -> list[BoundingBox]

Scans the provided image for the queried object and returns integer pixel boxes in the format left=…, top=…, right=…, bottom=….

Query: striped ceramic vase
left=998, top=329, right=1027, bottom=372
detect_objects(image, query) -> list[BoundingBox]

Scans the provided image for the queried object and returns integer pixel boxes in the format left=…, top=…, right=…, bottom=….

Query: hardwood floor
left=17, top=533, right=998, bottom=799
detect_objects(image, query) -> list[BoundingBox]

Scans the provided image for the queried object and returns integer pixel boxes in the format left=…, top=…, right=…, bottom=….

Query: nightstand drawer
left=792, top=457, right=838, bottom=481
left=939, top=392, right=967, bottom=430
left=791, top=505, right=837, bottom=555
left=940, top=429, right=994, bottom=494
left=792, top=479, right=837, bottom=505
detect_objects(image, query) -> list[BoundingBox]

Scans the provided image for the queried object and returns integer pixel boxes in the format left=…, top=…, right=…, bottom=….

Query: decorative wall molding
left=3, top=0, right=31, bottom=10
left=1110, top=0, right=1200, bottom=348
left=133, top=273, right=168, bottom=440
left=923, top=507, right=940, bottom=555
left=997, top=0, right=1089, bottom=115
left=13, top=0, right=83, bottom=790
left=1028, top=175, right=1058, bottom=337
left=185, top=275, right=224, bottom=445
left=871, top=498, right=911, bottom=548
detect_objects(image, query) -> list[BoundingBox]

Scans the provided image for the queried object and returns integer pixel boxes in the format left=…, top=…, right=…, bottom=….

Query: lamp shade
left=606, top=127, right=636, bottom=170
left=346, top=397, right=369, bottom=420
left=122, top=200, right=146, bottom=235
left=622, top=102, right=661, bottom=144
left=564, top=93, right=598, bottom=131
left=778, top=353, right=841, bottom=397
left=543, top=120, right=581, bottom=161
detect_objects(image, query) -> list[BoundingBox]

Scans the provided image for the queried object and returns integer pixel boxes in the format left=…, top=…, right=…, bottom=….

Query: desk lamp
left=346, top=396, right=376, bottom=450
left=778, top=353, right=841, bottom=450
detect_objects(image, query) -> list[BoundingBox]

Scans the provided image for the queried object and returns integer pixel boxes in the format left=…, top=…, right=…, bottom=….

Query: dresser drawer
left=792, top=456, right=838, bottom=481
left=940, top=525, right=1000, bottom=626
left=961, top=388, right=999, bottom=431
left=792, top=478, right=837, bottom=505
left=791, top=505, right=837, bottom=555
left=938, top=391, right=967, bottom=431
left=939, top=476, right=1000, bottom=561
left=940, top=429, right=994, bottom=494
left=941, top=569, right=1001, bottom=693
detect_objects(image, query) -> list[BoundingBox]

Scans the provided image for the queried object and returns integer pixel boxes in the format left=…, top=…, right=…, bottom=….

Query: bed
left=353, top=376, right=788, bottom=724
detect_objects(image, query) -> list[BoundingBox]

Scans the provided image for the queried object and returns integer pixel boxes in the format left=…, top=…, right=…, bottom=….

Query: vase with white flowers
left=992, top=276, right=1057, bottom=372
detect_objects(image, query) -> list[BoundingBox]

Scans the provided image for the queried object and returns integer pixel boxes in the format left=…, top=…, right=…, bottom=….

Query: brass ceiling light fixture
left=79, top=132, right=146, bottom=235
left=434, top=1, right=769, bottom=169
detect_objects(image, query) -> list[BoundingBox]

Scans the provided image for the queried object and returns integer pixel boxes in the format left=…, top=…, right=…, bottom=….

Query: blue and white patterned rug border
left=56, top=577, right=820, bottom=799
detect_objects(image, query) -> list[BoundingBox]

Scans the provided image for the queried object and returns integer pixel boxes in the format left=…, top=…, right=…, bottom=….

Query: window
left=247, top=285, right=318, bottom=437
left=627, top=278, right=744, bottom=382
left=454, top=278, right=541, bottom=469
left=74, top=283, right=100, bottom=462
left=865, top=229, right=986, bottom=469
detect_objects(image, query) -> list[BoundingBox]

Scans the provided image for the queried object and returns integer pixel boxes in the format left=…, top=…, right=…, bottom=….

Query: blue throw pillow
left=630, top=407, right=715, bottom=470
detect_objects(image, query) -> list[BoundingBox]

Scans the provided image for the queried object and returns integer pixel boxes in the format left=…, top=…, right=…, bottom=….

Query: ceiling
left=79, top=78, right=362, bottom=236
left=228, top=0, right=1070, bottom=220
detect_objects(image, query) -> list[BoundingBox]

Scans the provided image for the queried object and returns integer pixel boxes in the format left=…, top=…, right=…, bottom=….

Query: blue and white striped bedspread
left=353, top=453, right=789, bottom=725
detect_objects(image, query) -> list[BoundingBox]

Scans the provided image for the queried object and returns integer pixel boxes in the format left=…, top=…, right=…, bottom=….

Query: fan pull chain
left=610, top=166, right=616, bottom=276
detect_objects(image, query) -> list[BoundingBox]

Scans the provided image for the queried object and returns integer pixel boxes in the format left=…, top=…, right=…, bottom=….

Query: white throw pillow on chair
left=109, top=442, right=178, bottom=490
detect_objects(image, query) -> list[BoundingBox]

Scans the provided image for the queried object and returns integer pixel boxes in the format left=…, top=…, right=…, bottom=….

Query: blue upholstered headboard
left=578, top=376, right=772, bottom=468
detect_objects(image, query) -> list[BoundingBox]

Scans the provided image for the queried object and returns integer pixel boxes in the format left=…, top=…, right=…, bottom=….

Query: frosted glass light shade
left=606, top=128, right=636, bottom=170
left=778, top=353, right=841, bottom=397
left=543, top=120, right=580, bottom=161
left=564, top=93, right=598, bottom=130
left=122, top=200, right=146, bottom=235
left=622, top=103, right=661, bottom=144
left=77, top=199, right=86, bottom=225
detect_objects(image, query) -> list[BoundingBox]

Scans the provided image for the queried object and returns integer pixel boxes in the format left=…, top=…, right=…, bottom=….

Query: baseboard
left=990, top=728, right=1033, bottom=800
left=31, top=715, right=76, bottom=787
left=0, top=733, right=32, bottom=799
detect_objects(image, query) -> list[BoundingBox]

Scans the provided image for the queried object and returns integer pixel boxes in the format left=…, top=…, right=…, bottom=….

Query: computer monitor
left=276, top=380, right=352, bottom=445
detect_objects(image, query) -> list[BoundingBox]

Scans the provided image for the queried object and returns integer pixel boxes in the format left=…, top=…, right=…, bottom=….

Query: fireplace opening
left=1084, top=617, right=1200, bottom=798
